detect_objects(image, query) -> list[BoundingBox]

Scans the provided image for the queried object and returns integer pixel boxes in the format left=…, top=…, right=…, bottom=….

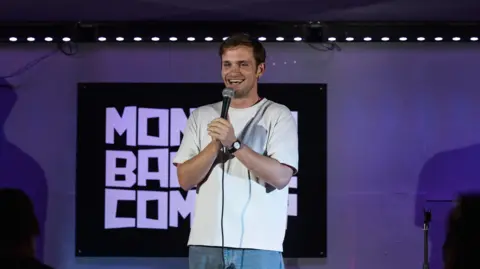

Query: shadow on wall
left=415, top=144, right=480, bottom=269
left=0, top=78, right=49, bottom=261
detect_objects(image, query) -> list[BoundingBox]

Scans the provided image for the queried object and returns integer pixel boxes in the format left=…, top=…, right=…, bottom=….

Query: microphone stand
left=423, top=209, right=432, bottom=269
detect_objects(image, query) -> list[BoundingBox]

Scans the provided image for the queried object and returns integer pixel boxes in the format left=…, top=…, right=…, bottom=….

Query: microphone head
left=222, top=88, right=234, bottom=98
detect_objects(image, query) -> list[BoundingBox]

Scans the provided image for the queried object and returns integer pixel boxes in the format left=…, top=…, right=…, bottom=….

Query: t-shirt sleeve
left=266, top=105, right=299, bottom=175
left=172, top=110, right=200, bottom=165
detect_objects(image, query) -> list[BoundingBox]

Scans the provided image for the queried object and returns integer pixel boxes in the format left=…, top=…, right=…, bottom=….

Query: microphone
left=221, top=88, right=234, bottom=119
left=219, top=88, right=234, bottom=269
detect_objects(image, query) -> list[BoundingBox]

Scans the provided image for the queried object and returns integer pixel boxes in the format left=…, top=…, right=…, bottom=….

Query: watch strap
left=227, top=140, right=241, bottom=154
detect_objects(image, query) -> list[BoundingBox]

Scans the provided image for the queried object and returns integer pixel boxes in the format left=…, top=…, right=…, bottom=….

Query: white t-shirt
left=173, top=98, right=298, bottom=252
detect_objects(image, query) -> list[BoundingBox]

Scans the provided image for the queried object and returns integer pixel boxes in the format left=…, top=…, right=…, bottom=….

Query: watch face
left=233, top=141, right=240, bottom=149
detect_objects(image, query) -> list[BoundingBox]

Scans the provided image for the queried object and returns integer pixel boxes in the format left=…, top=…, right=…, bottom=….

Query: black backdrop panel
left=75, top=83, right=327, bottom=258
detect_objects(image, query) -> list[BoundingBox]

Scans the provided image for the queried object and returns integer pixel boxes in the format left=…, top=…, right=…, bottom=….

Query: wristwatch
left=228, top=139, right=242, bottom=154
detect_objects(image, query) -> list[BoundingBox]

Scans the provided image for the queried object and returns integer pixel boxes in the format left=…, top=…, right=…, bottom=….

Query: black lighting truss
left=0, top=21, right=315, bottom=43
left=322, top=22, right=480, bottom=42
left=1, top=21, right=480, bottom=43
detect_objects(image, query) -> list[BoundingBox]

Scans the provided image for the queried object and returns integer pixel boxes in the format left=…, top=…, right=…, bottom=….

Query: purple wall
left=1, top=42, right=480, bottom=269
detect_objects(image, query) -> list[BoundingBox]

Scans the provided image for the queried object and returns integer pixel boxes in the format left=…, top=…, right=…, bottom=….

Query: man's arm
left=176, top=141, right=220, bottom=191
left=208, top=105, right=298, bottom=190
left=233, top=146, right=294, bottom=189
left=173, top=110, right=221, bottom=191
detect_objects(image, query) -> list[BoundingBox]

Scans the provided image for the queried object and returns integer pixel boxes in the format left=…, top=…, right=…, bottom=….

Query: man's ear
left=256, top=63, right=265, bottom=78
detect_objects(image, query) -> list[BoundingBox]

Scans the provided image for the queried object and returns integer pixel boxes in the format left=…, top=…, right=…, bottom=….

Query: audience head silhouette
left=0, top=188, right=39, bottom=257
left=0, top=188, right=53, bottom=268
left=443, top=192, right=480, bottom=269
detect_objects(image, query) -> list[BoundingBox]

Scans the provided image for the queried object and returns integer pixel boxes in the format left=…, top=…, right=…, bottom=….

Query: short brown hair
left=219, top=33, right=266, bottom=66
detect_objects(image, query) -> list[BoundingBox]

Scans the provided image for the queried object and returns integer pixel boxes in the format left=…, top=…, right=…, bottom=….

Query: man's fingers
left=209, top=123, right=227, bottom=132
left=212, top=118, right=230, bottom=128
left=208, top=126, right=224, bottom=136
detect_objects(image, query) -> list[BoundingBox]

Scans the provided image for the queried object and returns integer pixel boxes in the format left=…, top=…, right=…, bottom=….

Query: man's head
left=219, top=33, right=266, bottom=99
left=0, top=188, right=39, bottom=257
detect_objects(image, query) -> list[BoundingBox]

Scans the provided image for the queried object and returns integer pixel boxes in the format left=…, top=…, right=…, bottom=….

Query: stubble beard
left=234, top=86, right=251, bottom=99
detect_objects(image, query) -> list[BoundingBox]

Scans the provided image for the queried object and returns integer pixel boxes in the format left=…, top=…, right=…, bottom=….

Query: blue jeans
left=189, top=245, right=285, bottom=269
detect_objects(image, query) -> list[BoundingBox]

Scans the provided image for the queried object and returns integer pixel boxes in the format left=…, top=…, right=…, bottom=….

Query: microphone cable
left=220, top=146, right=226, bottom=268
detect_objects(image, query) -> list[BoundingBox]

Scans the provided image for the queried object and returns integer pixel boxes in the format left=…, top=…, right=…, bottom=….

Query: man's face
left=221, top=46, right=264, bottom=99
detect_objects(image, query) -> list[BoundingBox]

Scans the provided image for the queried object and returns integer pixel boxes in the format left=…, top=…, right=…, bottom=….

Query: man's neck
left=231, top=94, right=261, bottom=109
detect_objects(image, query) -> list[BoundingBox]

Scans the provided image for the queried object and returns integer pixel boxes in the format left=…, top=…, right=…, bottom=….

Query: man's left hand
left=207, top=118, right=236, bottom=148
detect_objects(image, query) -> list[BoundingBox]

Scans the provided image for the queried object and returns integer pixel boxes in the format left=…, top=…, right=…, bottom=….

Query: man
left=0, top=188, right=53, bottom=269
left=173, top=33, right=298, bottom=269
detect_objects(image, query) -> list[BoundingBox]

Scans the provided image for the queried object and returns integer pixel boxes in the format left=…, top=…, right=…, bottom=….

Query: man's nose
left=231, top=64, right=241, bottom=71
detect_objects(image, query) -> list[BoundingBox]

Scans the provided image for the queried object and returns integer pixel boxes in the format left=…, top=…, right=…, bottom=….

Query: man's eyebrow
left=222, top=60, right=250, bottom=63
